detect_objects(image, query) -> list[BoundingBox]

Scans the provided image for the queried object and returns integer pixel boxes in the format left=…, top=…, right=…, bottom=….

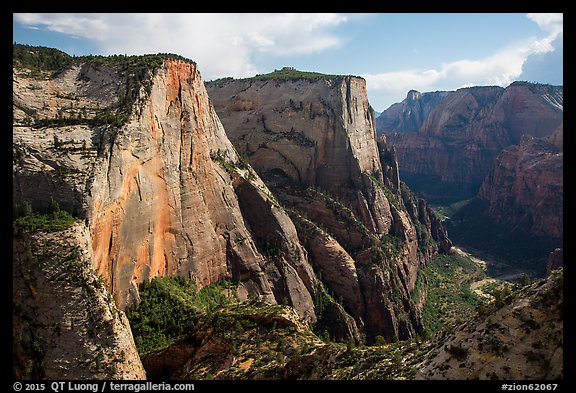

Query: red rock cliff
left=86, top=60, right=318, bottom=321
left=379, top=82, right=563, bottom=203
left=478, top=125, right=563, bottom=240
left=207, top=73, right=451, bottom=342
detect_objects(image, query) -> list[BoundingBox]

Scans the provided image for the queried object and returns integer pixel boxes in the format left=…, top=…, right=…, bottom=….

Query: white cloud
left=13, top=13, right=347, bottom=80
left=363, top=12, right=563, bottom=108
left=527, top=13, right=563, bottom=38
left=14, top=13, right=112, bottom=40
left=363, top=46, right=527, bottom=99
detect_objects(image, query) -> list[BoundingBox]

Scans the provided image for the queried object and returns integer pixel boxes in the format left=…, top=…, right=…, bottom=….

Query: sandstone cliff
left=206, top=70, right=451, bottom=342
left=13, top=52, right=318, bottom=327
left=379, top=82, right=563, bottom=203
left=13, top=47, right=451, bottom=381
left=84, top=59, right=319, bottom=323
left=477, top=126, right=563, bottom=240
left=446, top=125, right=563, bottom=278
left=13, top=222, right=147, bottom=380
left=13, top=48, right=327, bottom=379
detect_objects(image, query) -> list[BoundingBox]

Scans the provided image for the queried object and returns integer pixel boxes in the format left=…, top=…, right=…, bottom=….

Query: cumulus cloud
left=527, top=13, right=563, bottom=38
left=363, top=13, right=563, bottom=109
left=13, top=13, right=347, bottom=79
left=519, top=13, right=563, bottom=85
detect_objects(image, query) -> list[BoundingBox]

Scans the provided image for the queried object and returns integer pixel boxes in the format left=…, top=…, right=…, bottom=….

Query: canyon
left=379, top=82, right=563, bottom=204
left=12, top=46, right=562, bottom=381
left=13, top=47, right=450, bottom=379
left=378, top=82, right=563, bottom=278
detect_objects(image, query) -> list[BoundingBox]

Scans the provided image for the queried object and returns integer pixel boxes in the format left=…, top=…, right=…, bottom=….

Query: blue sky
left=13, top=13, right=563, bottom=112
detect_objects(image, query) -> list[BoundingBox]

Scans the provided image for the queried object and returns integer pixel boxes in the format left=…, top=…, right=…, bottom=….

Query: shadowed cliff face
left=376, top=89, right=450, bottom=134
left=379, top=83, right=563, bottom=204
left=444, top=125, right=563, bottom=278
left=478, top=127, right=563, bottom=240
left=207, top=75, right=451, bottom=342
left=207, top=77, right=381, bottom=202
left=13, top=58, right=318, bottom=326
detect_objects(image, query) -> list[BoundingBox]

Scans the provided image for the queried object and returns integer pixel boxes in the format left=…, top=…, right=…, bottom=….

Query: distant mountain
left=377, top=82, right=563, bottom=204
left=376, top=89, right=450, bottom=134
left=377, top=82, right=563, bottom=278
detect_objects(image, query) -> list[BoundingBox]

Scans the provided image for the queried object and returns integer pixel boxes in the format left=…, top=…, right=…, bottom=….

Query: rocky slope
left=416, top=268, right=563, bottom=380
left=546, top=249, right=563, bottom=277
left=13, top=222, right=147, bottom=379
left=379, top=82, right=563, bottom=203
left=206, top=69, right=452, bottom=342
left=138, top=267, right=563, bottom=380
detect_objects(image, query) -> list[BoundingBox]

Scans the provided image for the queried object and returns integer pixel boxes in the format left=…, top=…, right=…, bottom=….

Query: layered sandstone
left=207, top=71, right=451, bottom=342
left=478, top=126, right=563, bottom=240
left=379, top=82, right=563, bottom=203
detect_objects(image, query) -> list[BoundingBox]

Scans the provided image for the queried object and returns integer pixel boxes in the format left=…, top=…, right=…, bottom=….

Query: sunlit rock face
left=378, top=82, right=563, bottom=203
left=207, top=73, right=451, bottom=342
left=13, top=58, right=317, bottom=324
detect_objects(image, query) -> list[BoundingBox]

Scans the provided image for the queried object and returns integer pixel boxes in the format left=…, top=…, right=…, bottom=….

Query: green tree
left=48, top=196, right=61, bottom=215
left=15, top=201, right=33, bottom=218
left=519, top=273, right=531, bottom=287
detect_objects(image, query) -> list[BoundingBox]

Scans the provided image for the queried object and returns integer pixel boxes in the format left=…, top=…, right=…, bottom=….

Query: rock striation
left=13, top=222, right=147, bottom=380
left=206, top=71, right=451, bottom=342
left=379, top=82, right=563, bottom=203
left=477, top=125, right=563, bottom=240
